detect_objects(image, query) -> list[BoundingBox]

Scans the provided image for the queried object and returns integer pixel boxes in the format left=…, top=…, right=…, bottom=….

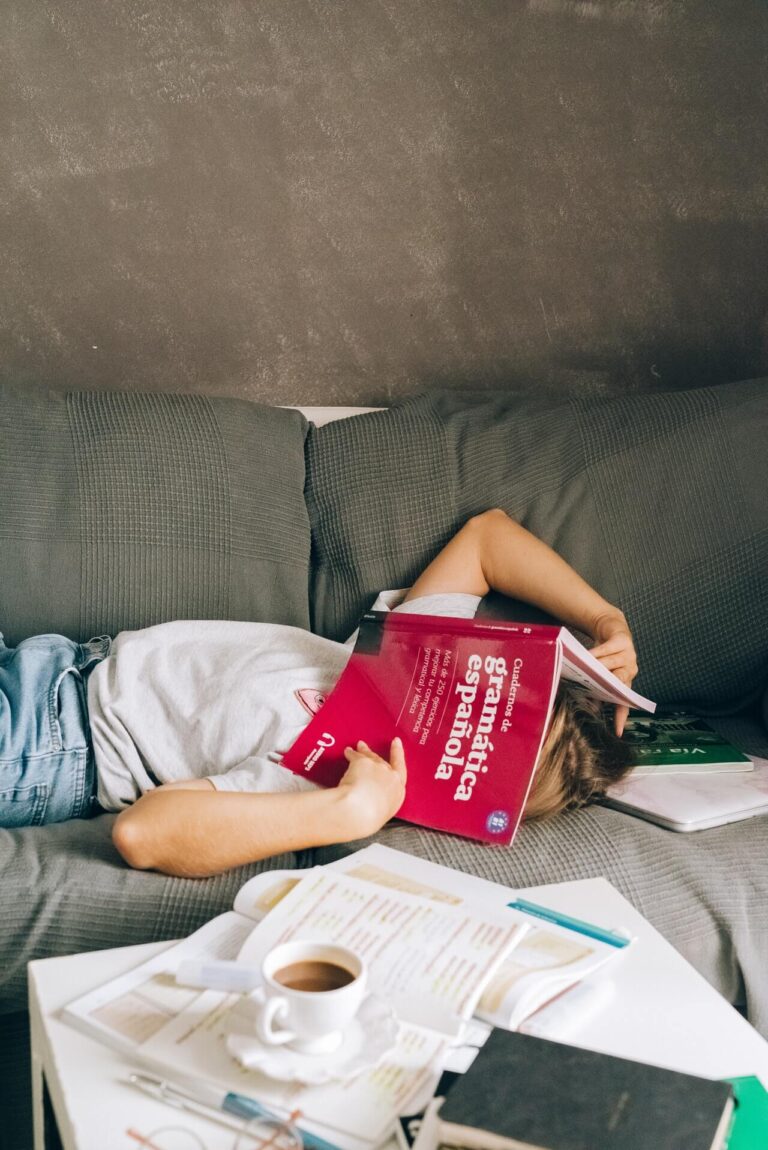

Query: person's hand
left=336, top=738, right=407, bottom=838
left=590, top=611, right=638, bottom=736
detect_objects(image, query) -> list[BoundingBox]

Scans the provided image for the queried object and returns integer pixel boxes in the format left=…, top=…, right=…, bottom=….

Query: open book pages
left=556, top=628, right=654, bottom=711
left=324, top=845, right=632, bottom=1032
left=233, top=867, right=525, bottom=1038
left=63, top=845, right=632, bottom=1150
left=604, top=755, right=768, bottom=832
left=241, top=845, right=632, bottom=1030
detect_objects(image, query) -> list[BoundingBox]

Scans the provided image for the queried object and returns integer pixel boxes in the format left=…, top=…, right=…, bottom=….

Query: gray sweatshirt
left=87, top=591, right=481, bottom=810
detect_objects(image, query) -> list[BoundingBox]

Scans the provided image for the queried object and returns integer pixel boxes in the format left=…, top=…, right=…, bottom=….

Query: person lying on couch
left=0, top=510, right=637, bottom=876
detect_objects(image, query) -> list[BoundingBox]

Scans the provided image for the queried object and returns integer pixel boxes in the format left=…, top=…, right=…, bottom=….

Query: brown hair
left=524, top=683, right=635, bottom=821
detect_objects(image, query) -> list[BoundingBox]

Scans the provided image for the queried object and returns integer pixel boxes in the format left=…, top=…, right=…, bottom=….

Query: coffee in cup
left=255, top=941, right=366, bottom=1054
left=272, top=959, right=356, bottom=994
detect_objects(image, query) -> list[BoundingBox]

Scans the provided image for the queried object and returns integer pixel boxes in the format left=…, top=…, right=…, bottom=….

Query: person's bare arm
left=112, top=739, right=406, bottom=878
left=404, top=509, right=637, bottom=732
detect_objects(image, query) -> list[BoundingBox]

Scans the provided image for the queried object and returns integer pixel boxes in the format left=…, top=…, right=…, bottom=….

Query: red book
left=282, top=613, right=655, bottom=845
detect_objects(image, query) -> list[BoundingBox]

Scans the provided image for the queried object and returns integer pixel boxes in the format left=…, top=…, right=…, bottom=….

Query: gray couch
left=1, top=382, right=767, bottom=1148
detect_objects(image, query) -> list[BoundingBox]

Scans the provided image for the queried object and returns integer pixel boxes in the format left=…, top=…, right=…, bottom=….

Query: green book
left=623, top=711, right=752, bottom=776
left=723, top=1076, right=768, bottom=1148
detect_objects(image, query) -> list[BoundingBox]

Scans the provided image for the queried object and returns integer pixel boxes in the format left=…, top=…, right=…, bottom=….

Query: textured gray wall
left=1, top=1, right=767, bottom=403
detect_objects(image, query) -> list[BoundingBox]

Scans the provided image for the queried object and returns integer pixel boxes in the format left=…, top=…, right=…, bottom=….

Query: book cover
left=282, top=612, right=653, bottom=845
left=622, top=711, right=752, bottom=775
left=426, top=1028, right=734, bottom=1150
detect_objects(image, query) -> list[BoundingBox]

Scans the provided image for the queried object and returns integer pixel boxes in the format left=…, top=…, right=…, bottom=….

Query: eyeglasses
left=126, top=1113, right=303, bottom=1150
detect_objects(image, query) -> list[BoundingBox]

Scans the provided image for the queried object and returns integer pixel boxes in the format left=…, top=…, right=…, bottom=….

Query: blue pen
left=507, top=898, right=632, bottom=949
left=129, top=1071, right=343, bottom=1150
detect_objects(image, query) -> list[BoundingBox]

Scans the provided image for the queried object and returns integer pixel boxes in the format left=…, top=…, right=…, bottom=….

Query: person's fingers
left=592, top=638, right=635, bottom=662
left=389, top=736, right=407, bottom=776
left=345, top=743, right=373, bottom=759
left=614, top=704, right=629, bottom=737
left=345, top=740, right=392, bottom=766
left=594, top=652, right=627, bottom=671
left=345, top=737, right=407, bottom=775
left=345, top=740, right=374, bottom=757
left=612, top=665, right=639, bottom=687
left=596, top=656, right=637, bottom=682
left=591, top=636, right=627, bottom=656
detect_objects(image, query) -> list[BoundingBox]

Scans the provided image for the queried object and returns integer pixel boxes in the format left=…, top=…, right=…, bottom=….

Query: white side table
left=29, top=876, right=768, bottom=1150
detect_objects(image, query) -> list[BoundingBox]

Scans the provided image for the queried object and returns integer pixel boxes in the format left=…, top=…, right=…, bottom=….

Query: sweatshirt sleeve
left=392, top=592, right=482, bottom=619
left=207, top=755, right=318, bottom=795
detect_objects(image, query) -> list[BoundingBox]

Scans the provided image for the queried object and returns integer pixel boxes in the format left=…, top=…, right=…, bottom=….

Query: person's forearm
left=477, top=509, right=624, bottom=636
left=112, top=786, right=366, bottom=878
left=403, top=509, right=625, bottom=637
left=403, top=509, right=635, bottom=731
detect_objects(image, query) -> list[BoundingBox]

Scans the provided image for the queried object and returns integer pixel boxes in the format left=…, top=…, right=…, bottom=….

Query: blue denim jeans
left=0, top=633, right=111, bottom=827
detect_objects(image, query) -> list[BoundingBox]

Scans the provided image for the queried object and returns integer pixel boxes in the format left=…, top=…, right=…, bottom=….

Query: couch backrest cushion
left=0, top=386, right=311, bottom=643
left=306, top=380, right=768, bottom=711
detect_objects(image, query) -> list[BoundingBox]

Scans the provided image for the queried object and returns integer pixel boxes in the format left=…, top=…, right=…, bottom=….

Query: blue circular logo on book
left=486, top=810, right=510, bottom=835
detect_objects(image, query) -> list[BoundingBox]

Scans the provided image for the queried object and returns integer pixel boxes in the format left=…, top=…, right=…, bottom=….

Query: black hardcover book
left=431, top=1030, right=734, bottom=1150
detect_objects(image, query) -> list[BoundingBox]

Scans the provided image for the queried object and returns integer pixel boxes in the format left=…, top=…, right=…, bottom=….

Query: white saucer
left=226, top=992, right=400, bottom=1085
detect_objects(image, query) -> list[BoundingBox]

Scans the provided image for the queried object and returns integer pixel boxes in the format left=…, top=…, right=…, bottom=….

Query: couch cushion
left=306, top=380, right=768, bottom=712
left=0, top=386, right=311, bottom=644
left=0, top=812, right=306, bottom=1014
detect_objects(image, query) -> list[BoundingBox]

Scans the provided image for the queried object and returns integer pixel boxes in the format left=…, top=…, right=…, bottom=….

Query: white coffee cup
left=254, top=941, right=367, bottom=1055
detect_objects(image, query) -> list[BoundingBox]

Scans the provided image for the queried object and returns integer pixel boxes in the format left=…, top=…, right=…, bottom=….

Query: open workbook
left=282, top=612, right=655, bottom=844
left=63, top=846, right=632, bottom=1150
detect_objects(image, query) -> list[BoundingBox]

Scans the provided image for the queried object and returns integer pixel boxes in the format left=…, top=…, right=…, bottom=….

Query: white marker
left=175, top=959, right=262, bottom=994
